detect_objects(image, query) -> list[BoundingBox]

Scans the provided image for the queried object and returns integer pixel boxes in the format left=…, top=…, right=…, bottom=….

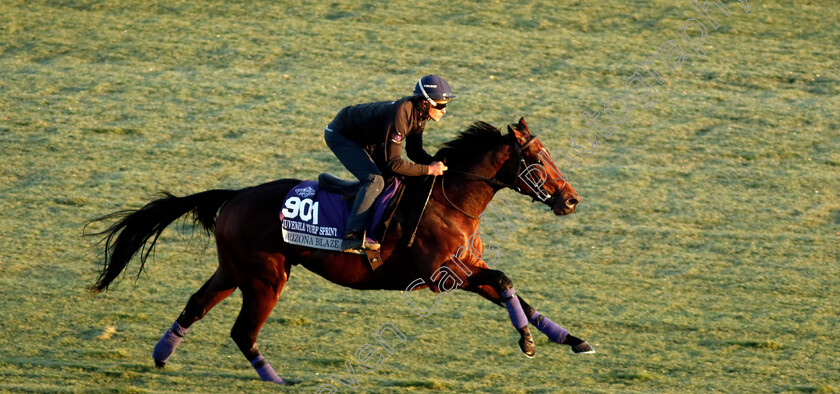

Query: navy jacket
left=328, top=97, right=435, bottom=177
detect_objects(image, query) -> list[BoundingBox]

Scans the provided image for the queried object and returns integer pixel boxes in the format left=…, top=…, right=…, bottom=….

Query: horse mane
left=436, top=121, right=508, bottom=168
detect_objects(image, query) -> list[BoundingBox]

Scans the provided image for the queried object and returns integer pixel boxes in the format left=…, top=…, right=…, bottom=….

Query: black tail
left=86, top=189, right=241, bottom=293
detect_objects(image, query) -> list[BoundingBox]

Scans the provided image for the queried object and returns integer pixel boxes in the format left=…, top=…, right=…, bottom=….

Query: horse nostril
left=566, top=198, right=578, bottom=207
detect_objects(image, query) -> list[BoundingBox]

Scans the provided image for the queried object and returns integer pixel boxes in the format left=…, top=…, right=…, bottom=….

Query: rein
left=439, top=177, right=481, bottom=220
left=445, top=170, right=521, bottom=192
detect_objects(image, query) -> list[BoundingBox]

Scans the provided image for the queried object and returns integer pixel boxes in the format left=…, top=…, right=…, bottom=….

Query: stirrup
left=341, top=233, right=380, bottom=252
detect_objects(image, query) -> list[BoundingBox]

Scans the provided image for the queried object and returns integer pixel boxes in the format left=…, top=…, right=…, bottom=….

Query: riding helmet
left=413, top=75, right=456, bottom=105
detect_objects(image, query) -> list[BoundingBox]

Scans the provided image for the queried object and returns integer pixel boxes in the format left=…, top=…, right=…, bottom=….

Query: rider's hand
left=428, top=161, right=448, bottom=176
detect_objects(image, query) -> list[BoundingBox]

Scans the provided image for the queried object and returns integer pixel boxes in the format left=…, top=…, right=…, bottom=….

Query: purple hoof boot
left=252, top=355, right=289, bottom=384
left=152, top=321, right=187, bottom=367
left=529, top=311, right=570, bottom=344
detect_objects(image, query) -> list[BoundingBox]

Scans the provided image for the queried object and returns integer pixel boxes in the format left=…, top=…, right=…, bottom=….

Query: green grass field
left=1, top=0, right=838, bottom=392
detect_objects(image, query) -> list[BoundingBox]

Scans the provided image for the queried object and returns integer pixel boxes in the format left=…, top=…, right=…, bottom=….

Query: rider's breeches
left=324, top=127, right=384, bottom=235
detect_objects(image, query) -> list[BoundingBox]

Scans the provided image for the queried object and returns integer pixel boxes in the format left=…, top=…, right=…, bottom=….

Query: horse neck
left=439, top=148, right=509, bottom=219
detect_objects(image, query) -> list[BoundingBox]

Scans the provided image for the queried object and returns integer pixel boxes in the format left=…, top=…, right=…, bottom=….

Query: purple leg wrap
left=529, top=311, right=570, bottom=344
left=152, top=321, right=188, bottom=365
left=501, top=289, right=528, bottom=330
left=251, top=355, right=287, bottom=384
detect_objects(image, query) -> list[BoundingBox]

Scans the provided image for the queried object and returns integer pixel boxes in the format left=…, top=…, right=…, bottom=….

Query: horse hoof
left=572, top=341, right=595, bottom=354
left=518, top=337, right=536, bottom=358
left=263, top=377, right=295, bottom=385
left=154, top=360, right=166, bottom=368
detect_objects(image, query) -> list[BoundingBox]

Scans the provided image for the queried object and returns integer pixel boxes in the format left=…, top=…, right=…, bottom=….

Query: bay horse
left=88, top=118, right=593, bottom=385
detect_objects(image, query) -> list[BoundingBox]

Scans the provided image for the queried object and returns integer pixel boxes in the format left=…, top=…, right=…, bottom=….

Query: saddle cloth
left=279, top=177, right=401, bottom=252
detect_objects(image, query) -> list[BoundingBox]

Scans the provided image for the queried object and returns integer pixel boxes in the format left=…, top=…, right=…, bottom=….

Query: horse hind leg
left=153, top=269, right=237, bottom=367
left=230, top=258, right=292, bottom=385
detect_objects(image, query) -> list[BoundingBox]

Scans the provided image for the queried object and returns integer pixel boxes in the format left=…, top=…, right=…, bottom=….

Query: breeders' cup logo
left=295, top=186, right=316, bottom=198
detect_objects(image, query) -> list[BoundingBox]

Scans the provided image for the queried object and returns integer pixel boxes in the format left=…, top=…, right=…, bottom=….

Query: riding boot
left=342, top=174, right=384, bottom=251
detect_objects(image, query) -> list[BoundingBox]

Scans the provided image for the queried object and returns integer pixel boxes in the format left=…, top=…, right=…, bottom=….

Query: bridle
left=440, top=128, right=568, bottom=219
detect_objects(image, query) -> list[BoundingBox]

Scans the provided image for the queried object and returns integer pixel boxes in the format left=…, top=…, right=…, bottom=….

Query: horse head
left=435, top=119, right=580, bottom=216
left=504, top=118, right=580, bottom=216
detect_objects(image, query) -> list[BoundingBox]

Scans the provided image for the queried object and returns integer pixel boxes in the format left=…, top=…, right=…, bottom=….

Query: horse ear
left=518, top=117, right=529, bottom=134
left=507, top=124, right=525, bottom=144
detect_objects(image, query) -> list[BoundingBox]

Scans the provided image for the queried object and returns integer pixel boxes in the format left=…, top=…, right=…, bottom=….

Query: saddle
left=279, top=173, right=404, bottom=254
left=318, top=173, right=363, bottom=197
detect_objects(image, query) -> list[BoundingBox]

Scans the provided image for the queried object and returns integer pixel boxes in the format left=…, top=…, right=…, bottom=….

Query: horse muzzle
left=547, top=192, right=579, bottom=215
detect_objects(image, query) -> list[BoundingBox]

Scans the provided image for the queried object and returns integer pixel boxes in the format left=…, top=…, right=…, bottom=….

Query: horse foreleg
left=231, top=258, right=291, bottom=385
left=153, top=269, right=236, bottom=367
left=466, top=275, right=595, bottom=354
left=453, top=266, right=536, bottom=358
left=516, top=296, right=594, bottom=353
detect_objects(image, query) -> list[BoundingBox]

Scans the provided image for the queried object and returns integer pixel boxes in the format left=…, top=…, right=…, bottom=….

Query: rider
left=324, top=75, right=454, bottom=252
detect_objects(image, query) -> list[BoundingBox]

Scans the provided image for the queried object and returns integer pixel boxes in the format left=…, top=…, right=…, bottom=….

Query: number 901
left=282, top=197, right=319, bottom=225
